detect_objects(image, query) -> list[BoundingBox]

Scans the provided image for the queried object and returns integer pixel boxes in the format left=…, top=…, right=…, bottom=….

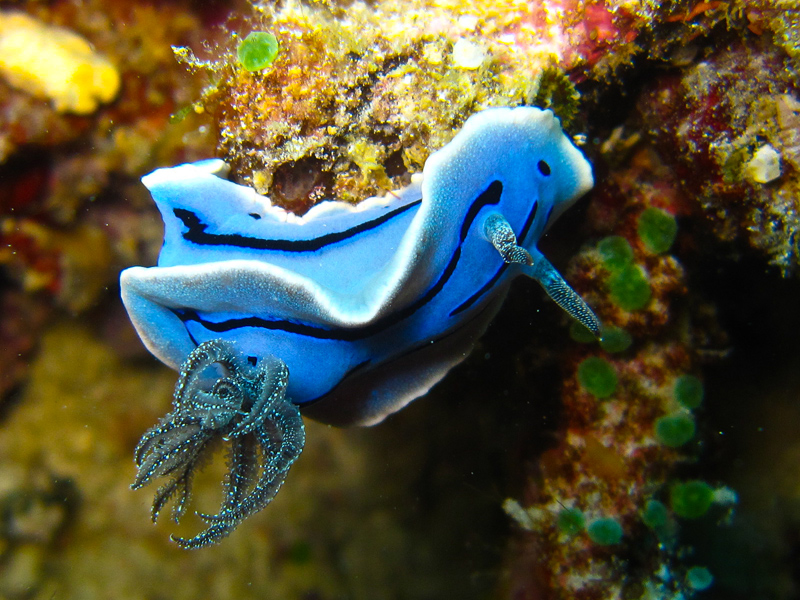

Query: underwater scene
left=1, top=0, right=799, bottom=598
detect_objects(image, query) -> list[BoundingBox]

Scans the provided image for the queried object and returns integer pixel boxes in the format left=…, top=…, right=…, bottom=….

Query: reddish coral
left=638, top=36, right=800, bottom=274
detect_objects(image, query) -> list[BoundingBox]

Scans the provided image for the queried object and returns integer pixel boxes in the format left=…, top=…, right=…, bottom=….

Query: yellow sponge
left=0, top=11, right=120, bottom=114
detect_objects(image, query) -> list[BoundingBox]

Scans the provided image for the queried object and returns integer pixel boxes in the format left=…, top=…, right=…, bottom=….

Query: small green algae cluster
left=525, top=67, right=581, bottom=131
left=675, top=374, right=704, bottom=409
left=637, top=207, right=677, bottom=254
left=597, top=235, right=634, bottom=270
left=670, top=480, right=715, bottom=519
left=640, top=498, right=679, bottom=545
left=597, top=235, right=651, bottom=311
left=654, top=374, right=704, bottom=447
left=654, top=413, right=696, bottom=448
left=555, top=508, right=622, bottom=546
left=557, top=508, right=585, bottom=536
left=641, top=499, right=669, bottom=529
left=608, top=264, right=651, bottom=311
left=237, top=32, right=279, bottom=71
left=551, top=507, right=625, bottom=547
left=599, top=325, right=632, bottom=353
left=586, top=517, right=623, bottom=545
left=595, top=210, right=678, bottom=313
left=686, top=566, right=713, bottom=590
left=577, top=357, right=618, bottom=399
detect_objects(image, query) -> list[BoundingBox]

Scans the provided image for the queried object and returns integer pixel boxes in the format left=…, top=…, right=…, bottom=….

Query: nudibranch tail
left=131, top=340, right=305, bottom=548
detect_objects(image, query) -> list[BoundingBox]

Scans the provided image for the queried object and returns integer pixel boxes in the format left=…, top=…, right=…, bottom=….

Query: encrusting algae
left=176, top=0, right=583, bottom=210
left=171, top=0, right=730, bottom=211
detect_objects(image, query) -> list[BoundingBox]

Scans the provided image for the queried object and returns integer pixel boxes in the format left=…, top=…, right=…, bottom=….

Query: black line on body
left=173, top=198, right=421, bottom=253
left=177, top=180, right=504, bottom=342
left=300, top=302, right=493, bottom=407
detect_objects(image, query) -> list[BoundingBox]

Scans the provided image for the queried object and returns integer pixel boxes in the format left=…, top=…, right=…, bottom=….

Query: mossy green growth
left=670, top=481, right=714, bottom=519
left=686, top=566, right=714, bottom=590
left=169, top=103, right=194, bottom=124
left=607, top=264, right=651, bottom=311
left=598, top=236, right=634, bottom=271
left=237, top=32, right=280, bottom=72
left=599, top=326, right=632, bottom=353
left=655, top=413, right=696, bottom=447
left=637, top=207, right=677, bottom=254
left=641, top=499, right=669, bottom=529
left=587, top=518, right=623, bottom=545
left=526, top=67, right=580, bottom=130
left=674, top=374, right=704, bottom=409
left=557, top=508, right=585, bottom=536
left=570, top=321, right=598, bottom=343
left=577, top=357, right=618, bottom=399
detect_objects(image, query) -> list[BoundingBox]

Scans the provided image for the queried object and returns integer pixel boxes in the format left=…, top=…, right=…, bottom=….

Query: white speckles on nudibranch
left=0, top=11, right=120, bottom=114
left=745, top=144, right=781, bottom=184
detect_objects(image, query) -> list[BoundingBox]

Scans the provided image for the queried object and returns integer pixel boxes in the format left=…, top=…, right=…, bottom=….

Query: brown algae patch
left=174, top=0, right=589, bottom=210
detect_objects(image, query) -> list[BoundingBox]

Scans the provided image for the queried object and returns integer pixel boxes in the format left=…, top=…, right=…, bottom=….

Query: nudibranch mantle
left=121, top=106, right=596, bottom=428
left=122, top=107, right=599, bottom=547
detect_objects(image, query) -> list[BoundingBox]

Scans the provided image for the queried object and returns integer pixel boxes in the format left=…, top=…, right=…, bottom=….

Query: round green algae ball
left=577, top=357, right=618, bottom=399
left=557, top=508, right=585, bottom=536
left=587, top=517, right=623, bottom=545
left=598, top=236, right=634, bottom=271
left=670, top=480, right=714, bottom=519
left=637, top=207, right=677, bottom=254
left=237, top=32, right=280, bottom=72
left=599, top=325, right=632, bottom=353
left=686, top=566, right=714, bottom=590
left=674, top=374, right=704, bottom=409
left=607, top=264, right=651, bottom=311
left=655, top=413, right=696, bottom=447
left=641, top=499, right=669, bottom=529
left=570, top=320, right=598, bottom=343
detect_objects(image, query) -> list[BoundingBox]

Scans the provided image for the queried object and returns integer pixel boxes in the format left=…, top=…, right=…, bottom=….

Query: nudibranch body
left=120, top=106, right=598, bottom=547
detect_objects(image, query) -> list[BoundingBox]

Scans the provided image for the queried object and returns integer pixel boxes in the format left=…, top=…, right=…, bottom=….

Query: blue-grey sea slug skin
left=120, top=106, right=597, bottom=547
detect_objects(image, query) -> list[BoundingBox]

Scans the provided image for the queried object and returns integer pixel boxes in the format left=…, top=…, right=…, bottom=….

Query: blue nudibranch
left=121, top=106, right=599, bottom=548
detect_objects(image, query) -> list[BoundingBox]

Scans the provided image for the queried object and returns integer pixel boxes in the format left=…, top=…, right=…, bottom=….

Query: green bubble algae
left=654, top=413, right=696, bottom=447
left=637, top=207, right=677, bottom=254
left=598, top=236, right=634, bottom=271
left=599, top=325, right=632, bottom=353
left=237, top=32, right=280, bottom=71
left=557, top=508, right=585, bottom=536
left=686, top=566, right=714, bottom=590
left=674, top=374, right=704, bottom=409
left=587, top=518, right=623, bottom=545
left=577, top=357, right=618, bottom=399
left=670, top=480, right=714, bottom=519
left=641, top=499, right=668, bottom=529
left=607, top=264, right=651, bottom=311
